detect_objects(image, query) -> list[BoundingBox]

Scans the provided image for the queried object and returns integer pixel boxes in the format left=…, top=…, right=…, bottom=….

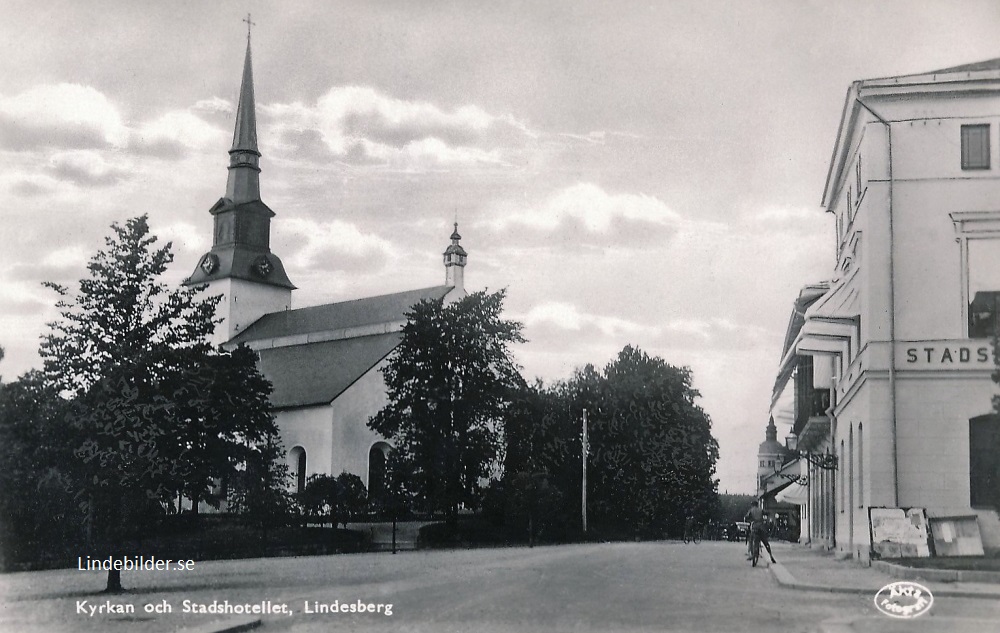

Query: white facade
left=187, top=38, right=471, bottom=504
left=278, top=358, right=392, bottom=490
left=773, top=61, right=1000, bottom=561
left=208, top=277, right=292, bottom=347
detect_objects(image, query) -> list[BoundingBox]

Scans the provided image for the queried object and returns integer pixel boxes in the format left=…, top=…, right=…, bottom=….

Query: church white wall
left=276, top=406, right=334, bottom=485
left=208, top=277, right=292, bottom=346
left=329, top=357, right=393, bottom=489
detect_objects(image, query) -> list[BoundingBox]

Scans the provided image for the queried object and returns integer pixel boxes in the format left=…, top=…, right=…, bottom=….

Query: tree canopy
left=505, top=345, right=720, bottom=538
left=369, top=289, right=525, bottom=523
left=36, top=215, right=285, bottom=589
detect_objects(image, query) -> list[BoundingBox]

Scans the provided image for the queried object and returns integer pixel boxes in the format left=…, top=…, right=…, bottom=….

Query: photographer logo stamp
left=873, top=581, right=934, bottom=619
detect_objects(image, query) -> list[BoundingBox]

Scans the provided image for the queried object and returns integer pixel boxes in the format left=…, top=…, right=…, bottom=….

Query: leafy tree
left=369, top=289, right=525, bottom=526
left=40, top=216, right=218, bottom=398
left=505, top=346, right=720, bottom=538
left=39, top=215, right=282, bottom=590
left=0, top=370, right=78, bottom=568
left=715, top=493, right=756, bottom=525
left=227, top=431, right=292, bottom=548
left=298, top=472, right=367, bottom=528
left=506, top=471, right=565, bottom=545
left=299, top=474, right=341, bottom=527
left=336, top=472, right=368, bottom=524
left=593, top=346, right=719, bottom=534
left=502, top=379, right=577, bottom=541
left=163, top=345, right=280, bottom=512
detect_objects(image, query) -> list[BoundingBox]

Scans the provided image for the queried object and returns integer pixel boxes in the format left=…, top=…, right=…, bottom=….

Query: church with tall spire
left=186, top=31, right=469, bottom=499
left=184, top=37, right=294, bottom=347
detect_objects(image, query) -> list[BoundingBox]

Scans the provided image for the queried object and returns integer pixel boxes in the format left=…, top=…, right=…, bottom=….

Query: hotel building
left=769, top=59, right=1000, bottom=560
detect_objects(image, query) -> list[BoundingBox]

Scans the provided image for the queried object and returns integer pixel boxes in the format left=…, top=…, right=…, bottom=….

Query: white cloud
left=41, top=245, right=91, bottom=268
left=524, top=301, right=655, bottom=337
left=157, top=222, right=208, bottom=254
left=193, top=97, right=234, bottom=114
left=136, top=110, right=226, bottom=151
left=394, top=137, right=505, bottom=167
left=280, top=217, right=396, bottom=270
left=48, top=150, right=128, bottom=186
left=496, top=182, right=681, bottom=233
left=264, top=86, right=530, bottom=169
left=0, top=83, right=128, bottom=147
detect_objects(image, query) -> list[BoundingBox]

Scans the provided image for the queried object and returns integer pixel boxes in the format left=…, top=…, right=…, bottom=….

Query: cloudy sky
left=2, top=0, right=1000, bottom=493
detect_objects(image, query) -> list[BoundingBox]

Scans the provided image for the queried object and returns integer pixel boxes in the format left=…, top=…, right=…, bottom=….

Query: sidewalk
left=769, top=543, right=1000, bottom=599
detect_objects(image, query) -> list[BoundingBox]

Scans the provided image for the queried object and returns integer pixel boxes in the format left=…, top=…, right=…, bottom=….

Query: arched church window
left=289, top=446, right=306, bottom=494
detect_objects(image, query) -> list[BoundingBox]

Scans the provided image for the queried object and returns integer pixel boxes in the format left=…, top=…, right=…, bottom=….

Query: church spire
left=226, top=35, right=261, bottom=203
left=765, top=416, right=778, bottom=442
left=185, top=28, right=295, bottom=343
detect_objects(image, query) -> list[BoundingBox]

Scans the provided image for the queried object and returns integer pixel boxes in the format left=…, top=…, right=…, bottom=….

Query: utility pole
left=582, top=408, right=588, bottom=533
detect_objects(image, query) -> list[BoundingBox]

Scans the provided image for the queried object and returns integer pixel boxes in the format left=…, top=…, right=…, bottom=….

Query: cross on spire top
left=243, top=13, right=256, bottom=40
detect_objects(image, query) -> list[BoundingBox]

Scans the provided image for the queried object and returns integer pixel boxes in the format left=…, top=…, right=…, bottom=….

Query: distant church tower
left=184, top=35, right=294, bottom=345
left=443, top=222, right=467, bottom=302
left=757, top=417, right=790, bottom=495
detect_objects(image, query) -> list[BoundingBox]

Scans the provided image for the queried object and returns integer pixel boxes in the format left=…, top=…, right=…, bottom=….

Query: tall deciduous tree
left=595, top=346, right=719, bottom=534
left=39, top=215, right=283, bottom=591
left=505, top=346, right=720, bottom=538
left=0, top=370, right=77, bottom=568
left=369, top=290, right=525, bottom=525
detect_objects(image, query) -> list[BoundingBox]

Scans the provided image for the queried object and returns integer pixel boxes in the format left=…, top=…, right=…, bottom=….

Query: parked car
left=734, top=521, right=750, bottom=541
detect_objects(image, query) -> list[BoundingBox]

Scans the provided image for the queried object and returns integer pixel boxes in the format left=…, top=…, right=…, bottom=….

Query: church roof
left=230, top=285, right=453, bottom=345
left=257, top=332, right=402, bottom=408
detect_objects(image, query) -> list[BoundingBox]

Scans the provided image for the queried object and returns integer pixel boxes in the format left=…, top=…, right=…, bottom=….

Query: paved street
left=1, top=541, right=998, bottom=632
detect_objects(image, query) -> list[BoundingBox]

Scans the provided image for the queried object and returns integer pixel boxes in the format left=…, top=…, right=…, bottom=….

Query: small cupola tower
left=184, top=29, right=294, bottom=346
left=443, top=222, right=468, bottom=301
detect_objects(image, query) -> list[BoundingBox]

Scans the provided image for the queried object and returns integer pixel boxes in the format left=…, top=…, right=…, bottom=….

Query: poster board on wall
left=929, top=515, right=985, bottom=556
left=869, top=507, right=931, bottom=558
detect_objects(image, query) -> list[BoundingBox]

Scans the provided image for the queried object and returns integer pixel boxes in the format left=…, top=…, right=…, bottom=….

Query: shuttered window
left=970, top=415, right=1000, bottom=509
left=961, top=124, right=990, bottom=170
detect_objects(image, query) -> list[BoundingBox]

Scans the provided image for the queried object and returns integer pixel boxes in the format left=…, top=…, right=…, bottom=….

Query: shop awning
left=758, top=458, right=802, bottom=498
left=776, top=481, right=808, bottom=505
left=770, top=273, right=861, bottom=412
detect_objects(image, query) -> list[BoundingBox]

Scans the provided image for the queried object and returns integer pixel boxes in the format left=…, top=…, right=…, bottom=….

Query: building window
left=848, top=425, right=854, bottom=513
left=857, top=423, right=864, bottom=508
left=289, top=446, right=307, bottom=494
left=839, top=440, right=845, bottom=513
left=855, top=155, right=863, bottom=200
left=961, top=124, right=990, bottom=170
left=970, top=415, right=1000, bottom=509
left=967, top=239, right=1000, bottom=337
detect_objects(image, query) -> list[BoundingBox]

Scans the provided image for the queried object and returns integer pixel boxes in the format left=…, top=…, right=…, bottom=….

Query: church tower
left=184, top=35, right=294, bottom=346
left=757, top=417, right=790, bottom=495
left=443, top=222, right=467, bottom=302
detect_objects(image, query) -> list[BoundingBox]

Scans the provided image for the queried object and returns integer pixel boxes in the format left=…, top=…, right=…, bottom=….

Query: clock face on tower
left=200, top=254, right=218, bottom=275
left=252, top=255, right=273, bottom=278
